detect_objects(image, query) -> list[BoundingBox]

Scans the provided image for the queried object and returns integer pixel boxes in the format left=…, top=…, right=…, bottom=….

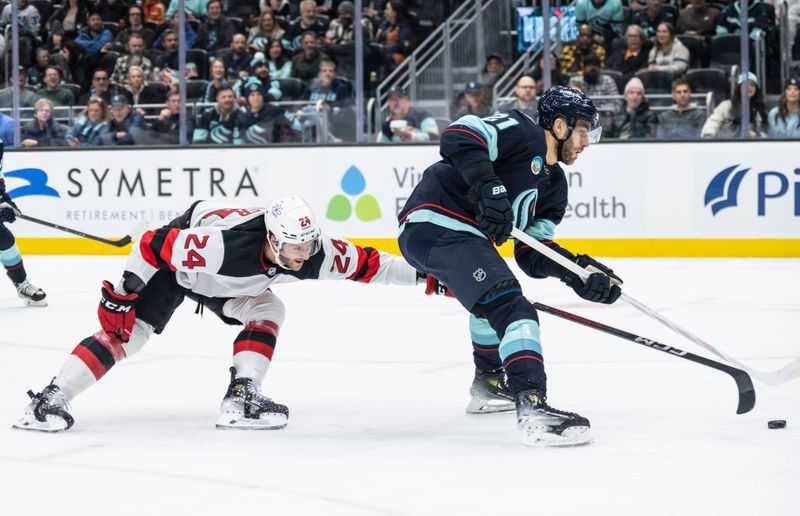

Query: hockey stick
left=532, top=301, right=755, bottom=414
left=510, top=227, right=800, bottom=386
left=16, top=213, right=148, bottom=248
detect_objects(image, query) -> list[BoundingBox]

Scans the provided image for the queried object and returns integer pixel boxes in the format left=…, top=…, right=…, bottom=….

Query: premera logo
left=5, top=168, right=60, bottom=199
left=704, top=164, right=799, bottom=216
left=704, top=165, right=748, bottom=216
left=326, top=165, right=381, bottom=222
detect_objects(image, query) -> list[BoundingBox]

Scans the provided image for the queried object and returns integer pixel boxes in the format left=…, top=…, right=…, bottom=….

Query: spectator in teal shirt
left=574, top=0, right=625, bottom=46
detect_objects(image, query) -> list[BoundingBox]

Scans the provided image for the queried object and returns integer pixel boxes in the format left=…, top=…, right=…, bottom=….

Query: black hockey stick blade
left=532, top=301, right=756, bottom=415
left=17, top=214, right=147, bottom=248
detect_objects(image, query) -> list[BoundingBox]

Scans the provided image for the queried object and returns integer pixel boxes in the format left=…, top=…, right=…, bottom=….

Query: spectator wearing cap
left=702, top=72, right=767, bottom=138
left=197, top=0, right=237, bottom=54
left=35, top=66, right=76, bottom=107
left=113, top=5, right=157, bottom=50
left=454, top=81, right=492, bottom=119
left=606, top=24, right=651, bottom=82
left=248, top=10, right=286, bottom=52
left=233, top=55, right=282, bottom=105
left=498, top=75, right=538, bottom=120
left=607, top=77, right=658, bottom=139
left=583, top=53, right=620, bottom=112
left=767, top=78, right=800, bottom=138
left=65, top=97, right=109, bottom=146
left=287, top=0, right=330, bottom=50
left=560, top=24, right=606, bottom=76
left=632, top=0, right=677, bottom=38
left=110, top=33, right=153, bottom=87
left=376, top=1, right=414, bottom=67
left=325, top=1, right=373, bottom=45
left=149, top=89, right=189, bottom=145
left=291, top=31, right=330, bottom=85
left=266, top=40, right=293, bottom=80
left=481, top=54, right=506, bottom=87
left=0, top=67, right=36, bottom=108
left=20, top=98, right=69, bottom=147
left=647, top=22, right=689, bottom=76
left=75, top=10, right=114, bottom=54
left=219, top=33, right=254, bottom=80
left=235, top=83, right=297, bottom=144
left=193, top=85, right=241, bottom=144
left=574, top=0, right=625, bottom=46
left=102, top=94, right=147, bottom=145
left=378, top=85, right=437, bottom=143
left=656, top=78, right=706, bottom=139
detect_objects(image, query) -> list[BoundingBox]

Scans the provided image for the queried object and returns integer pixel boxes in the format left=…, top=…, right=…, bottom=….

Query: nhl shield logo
left=266, top=266, right=277, bottom=277
left=473, top=268, right=486, bottom=282
left=530, top=156, right=543, bottom=175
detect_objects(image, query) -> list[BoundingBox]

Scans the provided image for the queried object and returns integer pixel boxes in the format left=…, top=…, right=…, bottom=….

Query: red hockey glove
left=98, top=280, right=139, bottom=341
left=425, top=275, right=454, bottom=297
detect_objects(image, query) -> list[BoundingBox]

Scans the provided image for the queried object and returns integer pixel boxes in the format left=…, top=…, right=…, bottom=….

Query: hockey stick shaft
left=509, top=227, right=800, bottom=386
left=531, top=301, right=755, bottom=414
left=17, top=214, right=147, bottom=247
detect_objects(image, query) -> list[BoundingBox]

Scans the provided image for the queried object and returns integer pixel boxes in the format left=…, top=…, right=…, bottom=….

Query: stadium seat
left=634, top=70, right=674, bottom=94
left=710, top=34, right=754, bottom=71
left=62, top=83, right=82, bottom=101
left=185, top=49, right=210, bottom=80
left=102, top=21, right=120, bottom=36
left=602, top=69, right=625, bottom=94
left=143, top=82, right=169, bottom=103
left=677, top=35, right=706, bottom=69
left=686, top=67, right=730, bottom=104
left=227, top=17, right=245, bottom=34
left=185, top=79, right=209, bottom=101
left=144, top=20, right=161, bottom=33
left=277, top=78, right=304, bottom=100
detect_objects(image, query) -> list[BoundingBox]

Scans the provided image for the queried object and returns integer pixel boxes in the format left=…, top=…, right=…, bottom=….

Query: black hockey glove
left=0, top=180, right=20, bottom=224
left=561, top=270, right=621, bottom=304
left=574, top=254, right=623, bottom=286
left=468, top=174, right=514, bottom=246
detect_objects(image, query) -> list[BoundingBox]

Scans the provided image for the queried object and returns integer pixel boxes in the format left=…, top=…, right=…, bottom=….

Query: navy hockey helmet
left=538, top=85, right=601, bottom=139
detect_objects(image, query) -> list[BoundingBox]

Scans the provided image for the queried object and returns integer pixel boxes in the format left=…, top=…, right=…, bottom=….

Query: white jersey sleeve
left=316, top=235, right=418, bottom=286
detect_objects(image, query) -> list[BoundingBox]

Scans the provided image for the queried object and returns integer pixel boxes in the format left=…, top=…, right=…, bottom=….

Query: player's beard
left=560, top=137, right=579, bottom=165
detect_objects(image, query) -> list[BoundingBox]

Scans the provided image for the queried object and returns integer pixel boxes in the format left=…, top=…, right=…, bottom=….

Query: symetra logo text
left=704, top=165, right=799, bottom=216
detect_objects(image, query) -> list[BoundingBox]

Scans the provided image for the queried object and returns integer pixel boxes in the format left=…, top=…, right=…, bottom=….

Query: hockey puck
left=768, top=420, right=787, bottom=429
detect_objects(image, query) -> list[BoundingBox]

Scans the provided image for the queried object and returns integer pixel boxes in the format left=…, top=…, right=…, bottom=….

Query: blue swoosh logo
left=4, top=168, right=60, bottom=199
left=704, top=165, right=748, bottom=216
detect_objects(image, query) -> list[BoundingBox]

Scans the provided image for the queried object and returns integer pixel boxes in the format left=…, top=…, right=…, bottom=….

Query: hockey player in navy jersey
left=398, top=86, right=623, bottom=446
left=0, top=139, right=47, bottom=306
left=14, top=196, right=421, bottom=432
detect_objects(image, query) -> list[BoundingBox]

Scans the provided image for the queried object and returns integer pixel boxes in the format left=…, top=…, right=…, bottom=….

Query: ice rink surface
left=0, top=255, right=797, bottom=515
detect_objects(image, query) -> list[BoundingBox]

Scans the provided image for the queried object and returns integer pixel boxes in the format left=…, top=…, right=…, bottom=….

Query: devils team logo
left=298, top=216, right=311, bottom=228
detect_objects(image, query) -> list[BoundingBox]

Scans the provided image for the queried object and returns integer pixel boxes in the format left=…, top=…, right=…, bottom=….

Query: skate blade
left=520, top=425, right=593, bottom=447
left=215, top=411, right=288, bottom=430
left=21, top=298, right=48, bottom=307
left=12, top=414, right=69, bottom=433
left=465, top=397, right=515, bottom=414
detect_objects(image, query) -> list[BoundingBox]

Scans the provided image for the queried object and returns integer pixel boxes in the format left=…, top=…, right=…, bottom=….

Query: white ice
left=0, top=256, right=797, bottom=516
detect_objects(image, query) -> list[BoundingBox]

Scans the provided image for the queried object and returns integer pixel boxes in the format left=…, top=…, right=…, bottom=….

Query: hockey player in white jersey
left=14, top=196, right=420, bottom=432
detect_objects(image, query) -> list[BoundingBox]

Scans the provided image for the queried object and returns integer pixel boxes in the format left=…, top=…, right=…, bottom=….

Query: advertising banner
left=5, top=141, right=798, bottom=256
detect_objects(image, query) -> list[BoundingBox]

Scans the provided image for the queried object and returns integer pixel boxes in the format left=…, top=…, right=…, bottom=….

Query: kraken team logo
left=473, top=268, right=486, bottom=282
left=4, top=168, right=60, bottom=199
left=530, top=156, right=543, bottom=175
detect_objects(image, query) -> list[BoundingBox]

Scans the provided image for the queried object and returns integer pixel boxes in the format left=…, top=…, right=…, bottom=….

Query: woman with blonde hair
left=21, top=98, right=69, bottom=147
left=65, top=97, right=109, bottom=146
left=647, top=22, right=689, bottom=76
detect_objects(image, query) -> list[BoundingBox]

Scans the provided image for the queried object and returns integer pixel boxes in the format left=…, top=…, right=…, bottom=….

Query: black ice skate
left=15, top=279, right=47, bottom=307
left=13, top=382, right=73, bottom=432
left=216, top=367, right=289, bottom=430
left=465, top=369, right=515, bottom=414
left=515, top=389, right=592, bottom=447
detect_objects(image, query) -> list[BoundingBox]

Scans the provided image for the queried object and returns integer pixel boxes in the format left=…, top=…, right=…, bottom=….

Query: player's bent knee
left=470, top=279, right=524, bottom=318
left=224, top=291, right=286, bottom=327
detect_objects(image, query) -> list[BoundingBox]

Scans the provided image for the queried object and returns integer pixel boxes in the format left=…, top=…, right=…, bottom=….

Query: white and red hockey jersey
left=124, top=200, right=418, bottom=298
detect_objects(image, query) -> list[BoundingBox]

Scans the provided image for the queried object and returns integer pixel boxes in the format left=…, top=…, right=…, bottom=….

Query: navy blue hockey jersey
left=398, top=110, right=569, bottom=242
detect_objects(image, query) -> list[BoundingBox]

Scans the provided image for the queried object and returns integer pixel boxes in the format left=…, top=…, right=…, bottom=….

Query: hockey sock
left=0, top=244, right=26, bottom=284
left=469, top=315, right=503, bottom=372
left=498, top=319, right=547, bottom=395
left=55, top=331, right=128, bottom=400
left=232, top=320, right=279, bottom=387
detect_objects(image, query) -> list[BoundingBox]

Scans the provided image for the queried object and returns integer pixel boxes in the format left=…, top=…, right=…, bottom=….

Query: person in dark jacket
left=101, top=94, right=146, bottom=145
left=196, top=0, right=236, bottom=54
left=235, top=83, right=297, bottom=144
left=606, top=24, right=652, bottom=82
left=607, top=77, right=658, bottom=138
left=20, top=99, right=69, bottom=147
left=656, top=78, right=706, bottom=139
